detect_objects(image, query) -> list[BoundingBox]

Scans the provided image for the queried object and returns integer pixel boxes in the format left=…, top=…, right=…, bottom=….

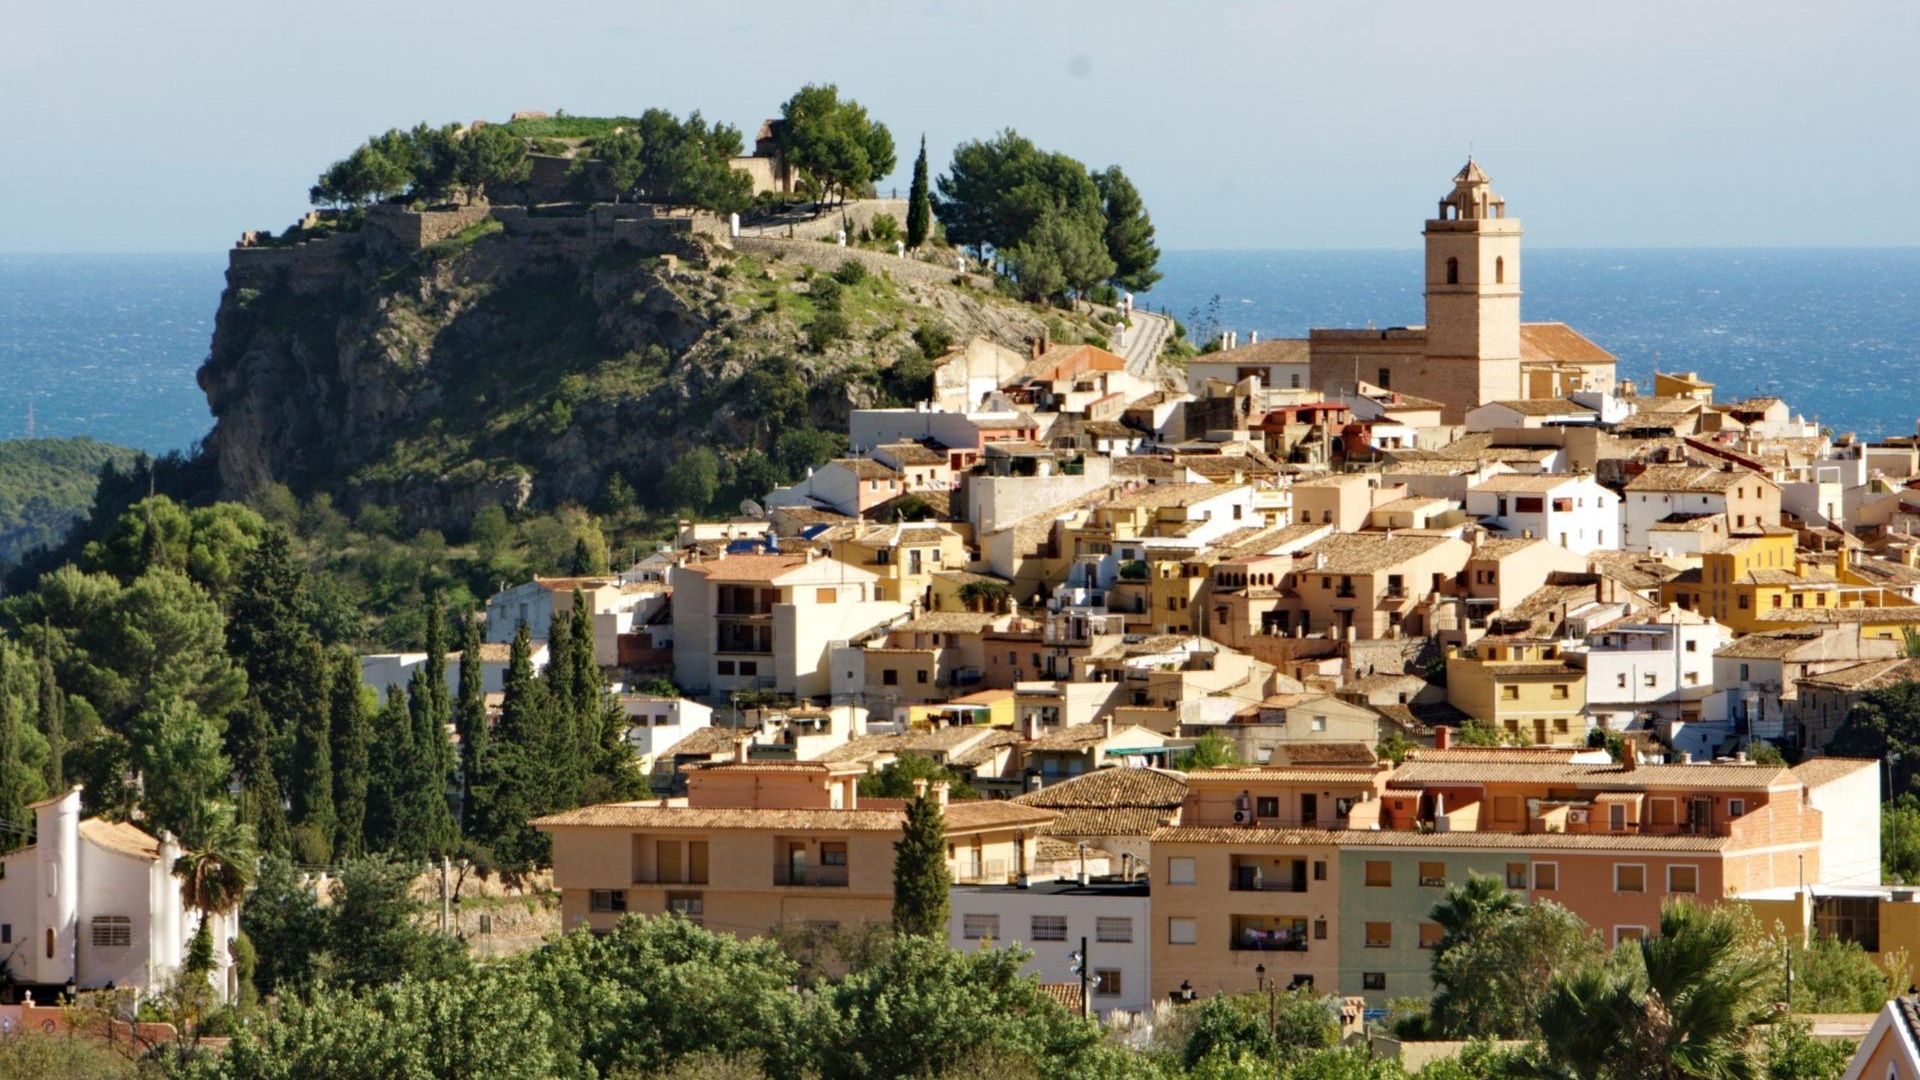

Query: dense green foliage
left=856, top=751, right=978, bottom=799
left=0, top=437, right=138, bottom=566
left=933, top=129, right=1160, bottom=302
left=1424, top=875, right=1601, bottom=1040
left=564, top=109, right=753, bottom=213
left=777, top=84, right=895, bottom=205
left=1829, top=682, right=1920, bottom=794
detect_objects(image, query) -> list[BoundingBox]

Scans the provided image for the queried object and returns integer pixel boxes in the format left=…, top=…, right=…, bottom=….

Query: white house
left=619, top=694, right=716, bottom=767
left=948, top=880, right=1153, bottom=1017
left=1463, top=398, right=1598, bottom=431
left=1621, top=465, right=1782, bottom=552
left=1562, top=606, right=1731, bottom=732
left=1465, top=473, right=1619, bottom=555
left=484, top=576, right=666, bottom=665
left=0, top=789, right=237, bottom=1001
left=361, top=642, right=550, bottom=700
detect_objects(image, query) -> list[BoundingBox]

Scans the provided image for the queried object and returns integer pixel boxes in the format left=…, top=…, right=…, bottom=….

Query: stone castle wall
left=364, top=203, right=494, bottom=248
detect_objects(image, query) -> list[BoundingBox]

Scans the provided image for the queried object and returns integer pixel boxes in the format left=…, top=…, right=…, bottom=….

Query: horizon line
left=8, top=243, right=1920, bottom=258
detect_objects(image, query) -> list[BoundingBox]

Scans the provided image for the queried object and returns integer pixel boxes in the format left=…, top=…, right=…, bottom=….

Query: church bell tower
left=1423, top=160, right=1522, bottom=402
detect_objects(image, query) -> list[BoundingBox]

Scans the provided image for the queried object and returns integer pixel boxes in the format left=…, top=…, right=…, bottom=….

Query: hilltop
left=200, top=201, right=1112, bottom=533
left=0, top=436, right=140, bottom=566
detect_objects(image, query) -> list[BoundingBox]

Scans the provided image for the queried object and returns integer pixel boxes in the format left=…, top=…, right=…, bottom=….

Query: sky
left=4, top=0, right=1916, bottom=253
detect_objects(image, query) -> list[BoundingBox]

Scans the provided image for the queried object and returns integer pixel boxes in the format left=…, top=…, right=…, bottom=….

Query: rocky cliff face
left=199, top=218, right=1066, bottom=531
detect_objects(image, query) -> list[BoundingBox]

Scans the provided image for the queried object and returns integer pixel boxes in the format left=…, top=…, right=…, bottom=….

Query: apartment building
left=1149, top=744, right=1848, bottom=1006
left=670, top=551, right=909, bottom=699
left=1279, top=532, right=1473, bottom=640
left=537, top=761, right=1056, bottom=937
left=821, top=522, right=969, bottom=607
left=1444, top=637, right=1589, bottom=745
left=1464, top=473, right=1619, bottom=555
left=1622, top=465, right=1782, bottom=551
left=949, top=881, right=1154, bottom=1015
left=1563, top=606, right=1732, bottom=731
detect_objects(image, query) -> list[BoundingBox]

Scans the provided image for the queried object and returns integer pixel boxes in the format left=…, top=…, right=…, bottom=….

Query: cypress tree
left=569, top=588, right=600, bottom=781
left=363, top=687, right=412, bottom=854
left=905, top=134, right=931, bottom=250
left=543, top=608, right=584, bottom=800
left=239, top=697, right=291, bottom=855
left=329, top=651, right=370, bottom=860
left=403, top=666, right=456, bottom=857
left=473, top=622, right=550, bottom=869
left=287, top=640, right=335, bottom=861
left=892, top=790, right=950, bottom=936
left=37, top=646, right=63, bottom=793
left=452, top=611, right=489, bottom=830
left=423, top=590, right=450, bottom=739
left=0, top=646, right=31, bottom=843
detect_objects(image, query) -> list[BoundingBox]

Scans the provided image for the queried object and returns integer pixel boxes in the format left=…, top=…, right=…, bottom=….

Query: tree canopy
left=777, top=84, right=895, bottom=206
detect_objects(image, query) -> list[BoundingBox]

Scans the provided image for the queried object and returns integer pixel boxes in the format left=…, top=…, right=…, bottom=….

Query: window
left=1615, top=926, right=1648, bottom=946
left=1686, top=640, right=1698, bottom=653
left=1311, top=715, right=1327, bottom=732
left=1617, top=673, right=1628, bottom=689
left=738, top=661, right=757, bottom=677
left=1729, top=799, right=1746, bottom=817
left=1168, top=857, right=1196, bottom=885
left=1096, top=917, right=1133, bottom=943
left=1168, top=917, right=1197, bottom=945
left=1030, top=915, right=1068, bottom=942
left=1501, top=685, right=1519, bottom=701
left=1445, top=256, right=1459, bottom=284
left=1364, top=922, right=1392, bottom=948
left=667, top=892, right=704, bottom=920
left=717, top=661, right=735, bottom=676
left=1533, top=863, right=1558, bottom=891
left=1365, top=861, right=1392, bottom=887
left=916, top=669, right=928, bottom=684
left=1609, top=804, right=1627, bottom=831
left=1313, top=861, right=1327, bottom=881
left=883, top=669, right=899, bottom=686
left=1378, top=367, right=1391, bottom=390
left=815, top=587, right=837, bottom=604
left=1615, top=864, right=1647, bottom=893
left=91, top=915, right=132, bottom=948
left=1256, top=796, right=1280, bottom=818
left=1093, top=969, right=1123, bottom=997
left=1739, top=664, right=1751, bottom=682
left=1362, top=972, right=1386, bottom=991
left=820, top=843, right=847, bottom=867
left=1418, top=862, right=1446, bottom=888
left=589, top=890, right=628, bottom=913
left=1551, top=684, right=1569, bottom=700
left=1495, top=256, right=1505, bottom=284
left=1419, top=922, right=1444, bottom=949
left=962, top=914, right=1000, bottom=940
left=1668, top=865, right=1699, bottom=894
left=0, top=924, right=7, bottom=944
left=1505, top=863, right=1528, bottom=889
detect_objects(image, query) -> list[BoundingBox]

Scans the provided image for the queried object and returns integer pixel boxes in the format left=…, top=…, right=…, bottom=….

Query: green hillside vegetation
left=0, top=437, right=139, bottom=566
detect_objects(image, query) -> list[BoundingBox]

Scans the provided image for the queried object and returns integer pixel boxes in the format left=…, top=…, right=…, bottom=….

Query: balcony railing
left=1230, top=935, right=1308, bottom=953
left=774, top=867, right=850, bottom=888
left=1229, top=878, right=1308, bottom=893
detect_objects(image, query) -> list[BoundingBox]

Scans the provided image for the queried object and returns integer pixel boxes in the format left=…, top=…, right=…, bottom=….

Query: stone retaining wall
left=732, top=236, right=978, bottom=287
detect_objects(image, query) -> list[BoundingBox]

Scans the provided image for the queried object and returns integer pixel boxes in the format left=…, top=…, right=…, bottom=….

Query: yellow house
left=823, top=523, right=971, bottom=607
left=536, top=760, right=1056, bottom=936
left=1444, top=637, right=1588, bottom=745
left=1662, top=528, right=1905, bottom=633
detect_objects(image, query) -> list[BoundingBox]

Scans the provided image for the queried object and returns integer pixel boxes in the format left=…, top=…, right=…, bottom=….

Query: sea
left=2, top=248, right=1919, bottom=455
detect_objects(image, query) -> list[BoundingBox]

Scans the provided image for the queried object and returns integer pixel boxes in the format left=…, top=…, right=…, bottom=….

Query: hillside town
left=356, top=163, right=1916, bottom=1035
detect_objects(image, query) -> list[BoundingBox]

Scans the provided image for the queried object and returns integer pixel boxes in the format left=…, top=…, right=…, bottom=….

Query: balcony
left=1230, top=916, right=1310, bottom=952
left=1230, top=861, right=1309, bottom=893
left=774, top=866, right=850, bottom=888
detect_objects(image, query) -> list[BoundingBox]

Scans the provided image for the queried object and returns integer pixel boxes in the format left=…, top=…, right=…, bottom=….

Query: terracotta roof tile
left=1791, top=757, right=1879, bottom=787
left=1012, top=767, right=1188, bottom=810
left=1151, top=825, right=1728, bottom=852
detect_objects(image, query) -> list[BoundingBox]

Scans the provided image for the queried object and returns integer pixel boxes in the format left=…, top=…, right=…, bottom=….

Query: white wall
left=946, top=887, right=1153, bottom=1014
left=1807, top=765, right=1882, bottom=889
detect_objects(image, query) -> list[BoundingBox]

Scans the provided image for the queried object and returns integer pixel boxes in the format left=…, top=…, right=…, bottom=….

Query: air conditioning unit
left=1233, top=810, right=1252, bottom=824
left=1568, top=808, right=1590, bottom=825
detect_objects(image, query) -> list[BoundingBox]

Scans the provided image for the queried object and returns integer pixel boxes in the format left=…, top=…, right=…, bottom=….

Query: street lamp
left=1170, top=979, right=1197, bottom=1006
left=1254, top=962, right=1266, bottom=992
left=1254, top=963, right=1275, bottom=1036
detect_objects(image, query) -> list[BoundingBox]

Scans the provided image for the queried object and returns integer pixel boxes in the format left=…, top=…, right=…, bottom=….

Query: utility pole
left=1070, top=936, right=1090, bottom=1020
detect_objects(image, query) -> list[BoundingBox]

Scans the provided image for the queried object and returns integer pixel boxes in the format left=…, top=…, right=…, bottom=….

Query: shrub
left=912, top=322, right=954, bottom=359
left=809, top=275, right=842, bottom=309
left=833, top=259, right=868, bottom=286
left=808, top=310, right=850, bottom=353
left=868, top=213, right=900, bottom=243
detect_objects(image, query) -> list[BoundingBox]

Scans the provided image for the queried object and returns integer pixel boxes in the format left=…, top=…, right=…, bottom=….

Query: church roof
left=1454, top=158, right=1489, bottom=184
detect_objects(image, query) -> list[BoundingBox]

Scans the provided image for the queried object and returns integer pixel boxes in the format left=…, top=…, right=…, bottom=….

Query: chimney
left=1249, top=331, right=1259, bottom=345
left=1434, top=724, right=1452, bottom=751
left=1103, top=716, right=1114, bottom=739
left=1024, top=713, right=1041, bottom=741
left=734, top=737, right=751, bottom=764
left=932, top=780, right=950, bottom=808
left=1622, top=744, right=1638, bottom=771
left=912, top=778, right=929, bottom=798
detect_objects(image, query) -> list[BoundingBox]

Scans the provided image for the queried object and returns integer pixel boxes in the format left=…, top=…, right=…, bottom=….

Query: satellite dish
left=739, top=499, right=766, bottom=520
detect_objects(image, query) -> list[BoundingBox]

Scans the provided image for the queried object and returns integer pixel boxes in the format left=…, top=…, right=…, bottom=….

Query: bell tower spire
left=1423, top=158, right=1522, bottom=405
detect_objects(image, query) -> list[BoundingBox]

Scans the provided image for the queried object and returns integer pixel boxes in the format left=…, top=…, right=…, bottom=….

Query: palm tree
left=1537, top=900, right=1774, bottom=1080
left=173, top=810, right=258, bottom=981
left=1429, top=872, right=1521, bottom=958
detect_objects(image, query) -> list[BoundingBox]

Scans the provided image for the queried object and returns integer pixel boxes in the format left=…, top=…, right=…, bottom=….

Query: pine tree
left=892, top=790, right=950, bottom=936
left=452, top=612, right=488, bottom=831
left=329, top=652, right=370, bottom=860
left=287, top=640, right=335, bottom=862
left=37, top=646, right=63, bottom=793
left=905, top=134, right=931, bottom=250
